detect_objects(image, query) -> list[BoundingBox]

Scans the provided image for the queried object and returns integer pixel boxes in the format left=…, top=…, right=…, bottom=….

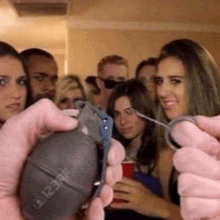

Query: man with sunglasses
left=96, top=55, right=129, bottom=111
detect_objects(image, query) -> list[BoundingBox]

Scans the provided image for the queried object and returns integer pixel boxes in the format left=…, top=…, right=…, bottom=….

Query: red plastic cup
left=121, top=160, right=135, bottom=178
left=112, top=160, right=135, bottom=204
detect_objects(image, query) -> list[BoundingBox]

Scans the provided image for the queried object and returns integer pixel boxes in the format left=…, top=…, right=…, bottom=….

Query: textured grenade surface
left=20, top=129, right=98, bottom=220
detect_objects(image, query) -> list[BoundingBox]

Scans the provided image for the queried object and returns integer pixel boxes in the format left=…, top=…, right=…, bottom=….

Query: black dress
left=168, top=167, right=180, bottom=206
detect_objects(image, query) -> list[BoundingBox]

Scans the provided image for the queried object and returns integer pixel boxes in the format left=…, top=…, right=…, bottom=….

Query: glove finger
left=98, top=184, right=113, bottom=207
left=105, top=164, right=123, bottom=186
left=107, top=138, right=125, bottom=166
left=87, top=198, right=104, bottom=220
left=196, top=115, right=220, bottom=138
left=2, top=99, right=78, bottom=150
left=170, top=120, right=220, bottom=157
left=181, top=197, right=220, bottom=219
left=178, top=173, right=220, bottom=198
left=174, top=148, right=220, bottom=180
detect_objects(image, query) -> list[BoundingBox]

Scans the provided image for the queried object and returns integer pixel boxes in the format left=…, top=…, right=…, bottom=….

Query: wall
left=17, top=47, right=66, bottom=77
left=67, top=28, right=220, bottom=79
left=53, top=54, right=66, bottom=76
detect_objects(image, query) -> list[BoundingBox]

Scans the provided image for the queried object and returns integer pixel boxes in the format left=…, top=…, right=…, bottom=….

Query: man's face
left=97, top=63, right=128, bottom=110
left=27, top=55, right=58, bottom=103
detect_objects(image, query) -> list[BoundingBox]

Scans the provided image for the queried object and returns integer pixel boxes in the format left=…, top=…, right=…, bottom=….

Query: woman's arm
left=110, top=177, right=183, bottom=219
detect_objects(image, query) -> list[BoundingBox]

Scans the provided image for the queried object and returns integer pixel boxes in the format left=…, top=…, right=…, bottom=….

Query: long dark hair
left=156, top=38, right=220, bottom=148
left=107, top=79, right=158, bottom=174
left=135, top=57, right=157, bottom=78
left=0, top=41, right=32, bottom=107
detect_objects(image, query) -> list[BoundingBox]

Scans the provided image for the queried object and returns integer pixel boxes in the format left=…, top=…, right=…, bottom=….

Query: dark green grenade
left=20, top=101, right=112, bottom=220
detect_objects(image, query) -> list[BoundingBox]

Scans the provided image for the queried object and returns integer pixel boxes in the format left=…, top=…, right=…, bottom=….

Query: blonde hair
left=55, top=75, right=86, bottom=105
left=97, top=54, right=129, bottom=77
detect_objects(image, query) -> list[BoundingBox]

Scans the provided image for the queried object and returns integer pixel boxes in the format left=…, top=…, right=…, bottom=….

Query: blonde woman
left=55, top=75, right=86, bottom=110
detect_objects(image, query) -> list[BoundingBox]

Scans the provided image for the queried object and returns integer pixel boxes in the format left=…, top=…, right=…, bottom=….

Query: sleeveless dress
left=105, top=146, right=164, bottom=220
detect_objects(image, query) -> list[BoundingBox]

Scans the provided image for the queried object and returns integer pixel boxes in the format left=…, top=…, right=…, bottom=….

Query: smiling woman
left=154, top=39, right=220, bottom=219
left=155, top=57, right=187, bottom=120
left=156, top=38, right=220, bottom=122
left=0, top=41, right=31, bottom=128
left=104, top=39, right=220, bottom=220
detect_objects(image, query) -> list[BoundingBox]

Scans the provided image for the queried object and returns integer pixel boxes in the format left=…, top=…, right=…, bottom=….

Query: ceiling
left=68, top=0, right=220, bottom=25
left=0, top=0, right=219, bottom=53
left=0, top=0, right=67, bottom=52
left=9, top=0, right=68, bottom=16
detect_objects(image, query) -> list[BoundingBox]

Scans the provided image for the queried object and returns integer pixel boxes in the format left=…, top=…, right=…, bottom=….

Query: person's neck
left=129, top=134, right=142, bottom=149
left=100, top=96, right=108, bottom=112
left=100, top=102, right=107, bottom=112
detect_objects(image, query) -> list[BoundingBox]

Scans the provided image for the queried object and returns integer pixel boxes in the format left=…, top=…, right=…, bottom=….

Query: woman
left=154, top=38, right=220, bottom=218
left=135, top=57, right=157, bottom=100
left=107, top=79, right=157, bottom=174
left=106, top=79, right=163, bottom=219
left=55, top=74, right=87, bottom=110
left=85, top=75, right=102, bottom=107
left=0, top=41, right=31, bottom=128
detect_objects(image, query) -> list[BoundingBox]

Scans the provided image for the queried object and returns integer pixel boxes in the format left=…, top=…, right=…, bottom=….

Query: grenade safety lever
left=76, top=101, right=113, bottom=198
left=20, top=101, right=113, bottom=220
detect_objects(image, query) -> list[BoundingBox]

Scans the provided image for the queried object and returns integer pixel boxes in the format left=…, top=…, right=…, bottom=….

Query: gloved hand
left=170, top=115, right=220, bottom=220
left=0, top=99, right=125, bottom=220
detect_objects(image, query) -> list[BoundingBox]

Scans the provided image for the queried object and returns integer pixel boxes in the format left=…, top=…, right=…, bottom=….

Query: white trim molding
left=67, top=18, right=220, bottom=33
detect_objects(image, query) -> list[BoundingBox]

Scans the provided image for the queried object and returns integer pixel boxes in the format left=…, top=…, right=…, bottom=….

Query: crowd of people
left=0, top=38, right=220, bottom=220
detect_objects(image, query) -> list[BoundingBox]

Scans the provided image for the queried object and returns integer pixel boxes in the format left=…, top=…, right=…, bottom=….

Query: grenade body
left=20, top=129, right=98, bottom=220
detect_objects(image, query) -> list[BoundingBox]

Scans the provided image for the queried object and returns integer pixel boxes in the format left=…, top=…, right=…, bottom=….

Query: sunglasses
left=99, top=78, right=125, bottom=89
